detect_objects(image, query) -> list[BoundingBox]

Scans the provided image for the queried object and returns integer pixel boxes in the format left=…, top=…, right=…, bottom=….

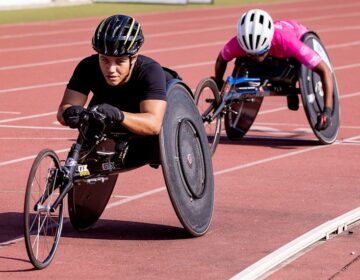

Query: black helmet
left=92, top=15, right=144, bottom=57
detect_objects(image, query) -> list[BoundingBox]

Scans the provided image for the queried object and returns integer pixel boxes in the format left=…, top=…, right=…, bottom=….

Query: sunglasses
left=246, top=44, right=271, bottom=58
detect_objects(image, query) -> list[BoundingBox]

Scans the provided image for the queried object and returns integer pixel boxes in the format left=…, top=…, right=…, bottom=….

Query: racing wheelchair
left=194, top=32, right=340, bottom=155
left=23, top=77, right=214, bottom=269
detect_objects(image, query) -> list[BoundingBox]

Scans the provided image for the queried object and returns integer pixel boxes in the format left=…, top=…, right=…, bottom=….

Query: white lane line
left=257, top=89, right=360, bottom=115
left=106, top=187, right=166, bottom=209
left=230, top=207, right=360, bottom=280
left=0, top=137, right=73, bottom=140
left=0, top=111, right=21, bottom=115
left=327, top=41, right=360, bottom=50
left=0, top=57, right=82, bottom=71
left=254, top=122, right=360, bottom=130
left=0, top=41, right=89, bottom=52
left=258, top=106, right=288, bottom=115
left=0, top=111, right=57, bottom=124
left=214, top=142, right=327, bottom=176
left=0, top=81, right=66, bottom=93
left=0, top=148, right=69, bottom=167
left=335, top=63, right=360, bottom=71
left=0, top=124, right=71, bottom=130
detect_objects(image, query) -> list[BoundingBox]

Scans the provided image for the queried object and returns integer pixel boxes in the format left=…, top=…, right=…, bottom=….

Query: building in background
left=0, top=0, right=91, bottom=9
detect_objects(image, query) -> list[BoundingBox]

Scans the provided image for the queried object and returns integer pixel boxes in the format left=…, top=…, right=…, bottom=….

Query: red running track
left=0, top=0, right=360, bottom=279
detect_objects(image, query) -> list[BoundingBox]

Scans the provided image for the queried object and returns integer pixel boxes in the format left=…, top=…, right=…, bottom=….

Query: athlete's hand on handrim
left=92, top=104, right=124, bottom=125
left=62, top=106, right=85, bottom=128
left=315, top=107, right=332, bottom=131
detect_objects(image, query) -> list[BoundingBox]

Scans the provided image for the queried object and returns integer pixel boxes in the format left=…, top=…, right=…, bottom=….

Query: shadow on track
left=0, top=212, right=190, bottom=245
left=218, top=135, right=320, bottom=149
left=61, top=218, right=190, bottom=241
left=0, top=212, right=23, bottom=244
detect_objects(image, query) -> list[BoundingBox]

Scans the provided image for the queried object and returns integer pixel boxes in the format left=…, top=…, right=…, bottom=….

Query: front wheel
left=194, top=77, right=222, bottom=156
left=24, top=149, right=64, bottom=269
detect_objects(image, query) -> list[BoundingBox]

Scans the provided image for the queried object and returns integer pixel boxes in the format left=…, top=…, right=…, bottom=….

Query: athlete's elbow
left=57, top=110, right=66, bottom=126
left=148, top=124, right=162, bottom=135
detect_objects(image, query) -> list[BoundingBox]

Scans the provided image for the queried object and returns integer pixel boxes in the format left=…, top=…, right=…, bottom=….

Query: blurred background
left=0, top=0, right=274, bottom=24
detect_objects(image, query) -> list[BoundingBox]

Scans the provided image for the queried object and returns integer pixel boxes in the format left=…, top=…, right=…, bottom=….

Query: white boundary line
left=228, top=135, right=360, bottom=280
left=0, top=148, right=69, bottom=167
left=230, top=207, right=360, bottom=280
left=0, top=111, right=57, bottom=123
left=0, top=137, right=73, bottom=140
left=0, top=81, right=66, bottom=93
left=0, top=124, right=71, bottom=130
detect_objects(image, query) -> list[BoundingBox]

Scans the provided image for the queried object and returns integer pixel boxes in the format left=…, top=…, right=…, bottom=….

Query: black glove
left=62, top=106, right=85, bottom=128
left=315, top=107, right=332, bottom=131
left=92, top=104, right=124, bottom=125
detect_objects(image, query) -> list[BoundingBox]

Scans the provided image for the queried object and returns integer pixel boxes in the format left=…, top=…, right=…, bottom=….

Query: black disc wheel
left=160, top=81, right=214, bottom=237
left=24, top=149, right=63, bottom=269
left=194, top=77, right=222, bottom=156
left=299, top=32, right=340, bottom=144
left=224, top=97, right=263, bottom=140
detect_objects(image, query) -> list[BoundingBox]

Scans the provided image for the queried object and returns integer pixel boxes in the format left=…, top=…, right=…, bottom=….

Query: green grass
left=0, top=0, right=278, bottom=24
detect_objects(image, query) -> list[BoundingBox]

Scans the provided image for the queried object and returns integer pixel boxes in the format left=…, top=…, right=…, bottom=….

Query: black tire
left=193, top=77, right=222, bottom=155
left=160, top=81, right=214, bottom=237
left=24, top=149, right=63, bottom=269
left=299, top=32, right=340, bottom=144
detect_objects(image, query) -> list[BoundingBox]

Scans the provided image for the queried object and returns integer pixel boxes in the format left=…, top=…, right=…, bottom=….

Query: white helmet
left=237, top=9, right=274, bottom=55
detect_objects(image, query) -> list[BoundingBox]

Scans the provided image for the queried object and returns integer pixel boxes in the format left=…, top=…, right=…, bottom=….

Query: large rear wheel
left=299, top=32, right=340, bottom=144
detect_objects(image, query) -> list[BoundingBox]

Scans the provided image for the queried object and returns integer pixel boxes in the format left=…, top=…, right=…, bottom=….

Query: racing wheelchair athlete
left=194, top=9, right=340, bottom=155
left=23, top=14, right=214, bottom=269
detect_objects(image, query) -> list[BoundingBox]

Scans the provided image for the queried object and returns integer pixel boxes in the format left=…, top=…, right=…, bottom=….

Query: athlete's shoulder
left=132, top=55, right=164, bottom=82
left=136, top=55, right=162, bottom=68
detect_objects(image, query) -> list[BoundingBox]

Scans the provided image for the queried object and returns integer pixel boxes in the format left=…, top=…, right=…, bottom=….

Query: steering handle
left=78, top=109, right=106, bottom=143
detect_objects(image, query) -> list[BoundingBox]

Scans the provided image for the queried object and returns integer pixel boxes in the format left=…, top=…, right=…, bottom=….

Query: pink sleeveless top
left=221, top=20, right=321, bottom=69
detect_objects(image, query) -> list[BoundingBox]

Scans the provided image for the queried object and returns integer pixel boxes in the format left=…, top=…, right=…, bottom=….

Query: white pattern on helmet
left=237, top=9, right=274, bottom=55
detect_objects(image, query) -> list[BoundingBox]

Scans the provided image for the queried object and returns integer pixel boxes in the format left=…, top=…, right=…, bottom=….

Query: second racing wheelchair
left=194, top=32, right=340, bottom=155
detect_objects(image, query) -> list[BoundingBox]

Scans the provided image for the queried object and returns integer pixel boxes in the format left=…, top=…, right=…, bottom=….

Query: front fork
left=51, top=143, right=82, bottom=211
left=203, top=80, right=230, bottom=123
